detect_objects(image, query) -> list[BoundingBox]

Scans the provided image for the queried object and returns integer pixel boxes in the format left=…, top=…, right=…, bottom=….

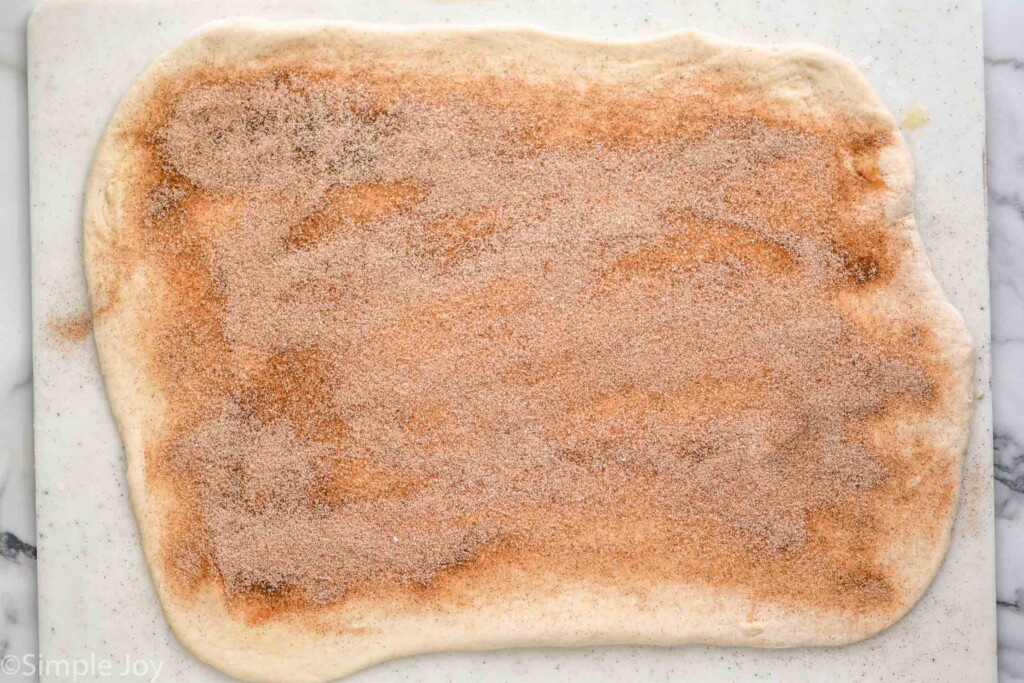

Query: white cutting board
left=28, top=0, right=995, bottom=681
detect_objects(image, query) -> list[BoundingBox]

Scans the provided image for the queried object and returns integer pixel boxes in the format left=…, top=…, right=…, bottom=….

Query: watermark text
left=0, top=653, right=164, bottom=681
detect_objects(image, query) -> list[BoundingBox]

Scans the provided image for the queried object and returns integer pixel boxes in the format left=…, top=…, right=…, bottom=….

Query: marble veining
left=1, top=0, right=1020, bottom=680
left=0, top=0, right=38, bottom=677
left=987, top=3, right=1024, bottom=680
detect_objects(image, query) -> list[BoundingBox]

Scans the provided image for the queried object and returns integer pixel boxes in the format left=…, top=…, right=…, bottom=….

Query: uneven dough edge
left=82, top=19, right=975, bottom=683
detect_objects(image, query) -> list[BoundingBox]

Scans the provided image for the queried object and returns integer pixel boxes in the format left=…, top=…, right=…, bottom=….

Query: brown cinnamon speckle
left=48, top=312, right=92, bottom=344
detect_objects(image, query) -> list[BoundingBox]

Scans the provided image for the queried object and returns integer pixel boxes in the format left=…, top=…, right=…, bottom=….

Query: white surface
left=18, top=0, right=997, bottom=681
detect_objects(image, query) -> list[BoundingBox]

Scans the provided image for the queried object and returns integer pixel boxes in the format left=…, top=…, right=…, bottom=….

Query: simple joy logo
left=0, top=653, right=164, bottom=681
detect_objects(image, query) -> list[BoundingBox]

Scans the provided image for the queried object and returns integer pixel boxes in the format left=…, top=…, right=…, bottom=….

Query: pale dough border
left=83, top=18, right=974, bottom=683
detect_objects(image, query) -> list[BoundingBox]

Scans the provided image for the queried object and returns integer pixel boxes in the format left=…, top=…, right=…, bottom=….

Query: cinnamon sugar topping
left=114, top=65, right=954, bottom=620
left=49, top=312, right=92, bottom=344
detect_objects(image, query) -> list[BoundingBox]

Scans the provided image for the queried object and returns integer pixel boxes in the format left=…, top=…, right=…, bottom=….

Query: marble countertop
left=1, top=0, right=1020, bottom=681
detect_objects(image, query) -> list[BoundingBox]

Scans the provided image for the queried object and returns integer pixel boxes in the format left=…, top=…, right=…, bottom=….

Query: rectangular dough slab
left=29, top=0, right=994, bottom=681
